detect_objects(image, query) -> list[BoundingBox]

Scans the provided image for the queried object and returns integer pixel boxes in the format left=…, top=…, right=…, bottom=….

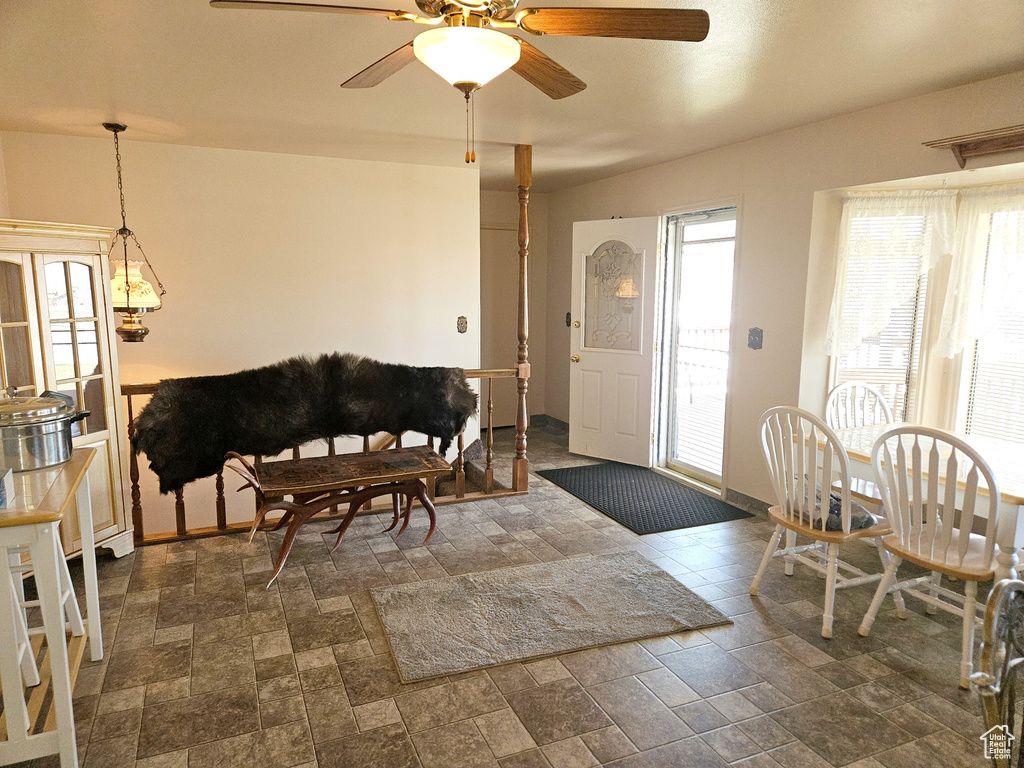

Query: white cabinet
left=0, top=220, right=132, bottom=558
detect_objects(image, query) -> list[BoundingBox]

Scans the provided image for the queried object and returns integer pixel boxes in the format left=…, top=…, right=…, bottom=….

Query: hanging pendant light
left=103, top=123, right=166, bottom=342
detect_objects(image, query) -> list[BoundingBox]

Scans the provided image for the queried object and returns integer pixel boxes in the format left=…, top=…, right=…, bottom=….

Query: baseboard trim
left=724, top=488, right=771, bottom=516
left=530, top=414, right=569, bottom=430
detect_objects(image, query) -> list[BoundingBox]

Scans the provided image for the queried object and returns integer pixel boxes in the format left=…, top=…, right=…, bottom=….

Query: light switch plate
left=748, top=327, right=763, bottom=350
left=457, top=316, right=468, bottom=334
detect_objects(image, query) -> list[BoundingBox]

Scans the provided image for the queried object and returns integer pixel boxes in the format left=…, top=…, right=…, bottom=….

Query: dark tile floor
left=26, top=423, right=990, bottom=766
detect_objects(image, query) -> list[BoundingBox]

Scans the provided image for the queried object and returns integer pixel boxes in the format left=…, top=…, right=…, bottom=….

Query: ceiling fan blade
left=341, top=42, right=417, bottom=88
left=210, top=1, right=413, bottom=20
left=518, top=7, right=709, bottom=41
left=510, top=38, right=586, bottom=99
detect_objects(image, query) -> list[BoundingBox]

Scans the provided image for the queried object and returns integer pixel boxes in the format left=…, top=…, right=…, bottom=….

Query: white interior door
left=569, top=217, right=660, bottom=465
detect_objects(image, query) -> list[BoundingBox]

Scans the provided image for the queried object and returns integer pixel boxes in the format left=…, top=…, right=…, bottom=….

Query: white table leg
left=996, top=547, right=1018, bottom=583
left=994, top=501, right=1021, bottom=583
left=75, top=472, right=102, bottom=661
left=31, top=523, right=79, bottom=767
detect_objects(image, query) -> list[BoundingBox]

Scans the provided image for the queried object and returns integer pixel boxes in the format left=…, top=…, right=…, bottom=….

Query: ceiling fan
left=210, top=0, right=709, bottom=100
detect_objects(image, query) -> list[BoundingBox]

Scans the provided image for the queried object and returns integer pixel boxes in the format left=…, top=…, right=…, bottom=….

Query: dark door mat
left=537, top=462, right=752, bottom=535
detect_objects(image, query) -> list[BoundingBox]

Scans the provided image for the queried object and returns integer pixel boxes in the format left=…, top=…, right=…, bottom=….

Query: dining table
left=834, top=424, right=1024, bottom=582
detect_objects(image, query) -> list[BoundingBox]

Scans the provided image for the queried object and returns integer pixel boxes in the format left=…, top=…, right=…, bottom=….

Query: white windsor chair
left=751, top=406, right=903, bottom=638
left=858, top=425, right=1001, bottom=688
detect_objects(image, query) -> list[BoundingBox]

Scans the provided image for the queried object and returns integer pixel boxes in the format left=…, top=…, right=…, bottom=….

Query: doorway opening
left=659, top=206, right=737, bottom=487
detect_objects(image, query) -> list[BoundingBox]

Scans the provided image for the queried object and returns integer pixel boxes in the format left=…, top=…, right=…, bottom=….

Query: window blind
left=833, top=215, right=929, bottom=422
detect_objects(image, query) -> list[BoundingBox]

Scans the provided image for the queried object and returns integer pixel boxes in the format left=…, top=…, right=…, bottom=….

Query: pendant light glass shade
left=111, top=260, right=162, bottom=312
left=110, top=259, right=162, bottom=342
left=413, top=27, right=521, bottom=88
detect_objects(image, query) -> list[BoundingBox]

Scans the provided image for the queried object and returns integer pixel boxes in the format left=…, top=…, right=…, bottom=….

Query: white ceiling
left=1, top=0, right=1022, bottom=192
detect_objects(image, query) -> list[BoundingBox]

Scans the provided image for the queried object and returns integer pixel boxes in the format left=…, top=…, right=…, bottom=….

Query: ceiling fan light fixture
left=413, top=26, right=521, bottom=89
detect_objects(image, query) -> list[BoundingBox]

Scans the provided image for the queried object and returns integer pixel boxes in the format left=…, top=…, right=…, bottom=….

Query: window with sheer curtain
left=957, top=203, right=1024, bottom=443
left=827, top=185, right=1024, bottom=442
left=825, top=191, right=955, bottom=422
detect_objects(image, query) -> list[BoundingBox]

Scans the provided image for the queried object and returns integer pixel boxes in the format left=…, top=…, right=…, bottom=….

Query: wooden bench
left=226, top=446, right=452, bottom=587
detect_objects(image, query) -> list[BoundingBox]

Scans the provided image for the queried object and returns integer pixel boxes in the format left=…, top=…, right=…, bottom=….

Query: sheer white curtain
left=825, top=191, right=956, bottom=356
left=936, top=184, right=1024, bottom=358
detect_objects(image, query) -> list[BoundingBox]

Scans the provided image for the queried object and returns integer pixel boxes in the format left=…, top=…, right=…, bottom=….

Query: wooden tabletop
left=835, top=425, right=1024, bottom=506
left=255, top=446, right=452, bottom=497
left=0, top=448, right=96, bottom=528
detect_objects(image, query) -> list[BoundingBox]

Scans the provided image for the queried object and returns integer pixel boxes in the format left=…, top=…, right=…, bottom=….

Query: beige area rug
left=371, top=550, right=731, bottom=682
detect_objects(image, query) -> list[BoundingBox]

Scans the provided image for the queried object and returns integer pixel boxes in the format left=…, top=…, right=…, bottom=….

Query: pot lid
left=0, top=395, right=76, bottom=425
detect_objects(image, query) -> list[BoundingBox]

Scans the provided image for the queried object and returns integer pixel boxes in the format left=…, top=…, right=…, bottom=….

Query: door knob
left=570, top=355, right=580, bottom=363
left=573, top=321, right=580, bottom=328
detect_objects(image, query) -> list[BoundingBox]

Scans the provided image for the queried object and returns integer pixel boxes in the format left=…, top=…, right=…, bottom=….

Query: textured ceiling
left=1, top=0, right=1022, bottom=191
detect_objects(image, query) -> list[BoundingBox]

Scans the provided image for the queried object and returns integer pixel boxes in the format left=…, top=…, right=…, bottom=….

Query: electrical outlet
left=748, top=327, right=763, bottom=350
left=457, top=316, right=468, bottom=334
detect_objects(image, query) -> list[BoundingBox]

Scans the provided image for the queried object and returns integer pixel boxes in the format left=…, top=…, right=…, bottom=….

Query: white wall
left=0, top=141, right=9, bottom=218
left=545, top=70, right=1024, bottom=503
left=2, top=131, right=481, bottom=533
left=480, top=190, right=547, bottom=425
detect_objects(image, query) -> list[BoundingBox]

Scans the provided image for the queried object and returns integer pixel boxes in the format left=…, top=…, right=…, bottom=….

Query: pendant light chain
left=105, top=125, right=166, bottom=298
left=110, top=127, right=132, bottom=301
left=112, top=129, right=128, bottom=231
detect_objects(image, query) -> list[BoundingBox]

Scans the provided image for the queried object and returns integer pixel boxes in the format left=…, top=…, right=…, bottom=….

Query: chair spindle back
left=760, top=406, right=855, bottom=534
left=825, top=381, right=894, bottom=430
left=871, top=426, right=1000, bottom=569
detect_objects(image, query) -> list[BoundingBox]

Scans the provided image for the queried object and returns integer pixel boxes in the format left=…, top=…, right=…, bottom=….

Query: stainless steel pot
left=0, top=391, right=89, bottom=472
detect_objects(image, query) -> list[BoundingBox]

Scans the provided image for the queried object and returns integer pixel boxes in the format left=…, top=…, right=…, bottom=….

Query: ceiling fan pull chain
left=465, top=91, right=471, bottom=163
left=471, top=92, right=476, bottom=163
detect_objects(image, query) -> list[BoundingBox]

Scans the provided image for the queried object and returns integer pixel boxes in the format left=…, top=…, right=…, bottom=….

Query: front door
left=569, top=217, right=660, bottom=465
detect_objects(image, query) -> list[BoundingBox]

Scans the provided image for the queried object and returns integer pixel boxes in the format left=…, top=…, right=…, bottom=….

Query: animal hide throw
left=133, top=353, right=478, bottom=493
